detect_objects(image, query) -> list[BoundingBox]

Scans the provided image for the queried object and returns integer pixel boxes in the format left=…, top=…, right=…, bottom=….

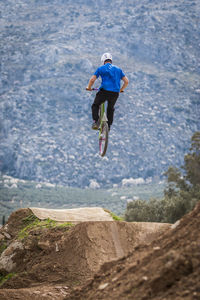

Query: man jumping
left=86, top=53, right=129, bottom=130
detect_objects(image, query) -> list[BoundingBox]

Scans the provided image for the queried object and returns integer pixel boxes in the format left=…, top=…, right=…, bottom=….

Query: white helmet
left=101, top=52, right=112, bottom=64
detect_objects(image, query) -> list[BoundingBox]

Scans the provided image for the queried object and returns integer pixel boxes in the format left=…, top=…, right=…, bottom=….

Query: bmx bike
left=98, top=100, right=109, bottom=157
left=89, top=88, right=109, bottom=157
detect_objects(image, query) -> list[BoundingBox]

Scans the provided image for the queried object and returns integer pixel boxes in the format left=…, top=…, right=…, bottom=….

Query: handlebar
left=86, top=88, right=124, bottom=92
left=86, top=87, right=98, bottom=91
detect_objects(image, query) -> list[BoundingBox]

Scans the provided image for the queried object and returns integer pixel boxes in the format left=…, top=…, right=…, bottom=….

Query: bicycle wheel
left=99, top=122, right=109, bottom=157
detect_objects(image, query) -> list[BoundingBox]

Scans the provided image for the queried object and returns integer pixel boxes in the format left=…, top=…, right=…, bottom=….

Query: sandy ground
left=30, top=207, right=113, bottom=222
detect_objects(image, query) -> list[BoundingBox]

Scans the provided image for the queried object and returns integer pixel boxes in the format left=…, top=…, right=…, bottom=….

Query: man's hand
left=86, top=87, right=92, bottom=91
left=120, top=89, right=124, bottom=93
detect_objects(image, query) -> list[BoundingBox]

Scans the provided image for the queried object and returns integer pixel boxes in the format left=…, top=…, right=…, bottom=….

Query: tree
left=184, top=131, right=200, bottom=187
left=163, top=132, right=200, bottom=219
left=165, top=131, right=200, bottom=201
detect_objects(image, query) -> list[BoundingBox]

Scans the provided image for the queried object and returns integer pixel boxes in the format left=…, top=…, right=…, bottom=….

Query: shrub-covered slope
left=0, top=0, right=200, bottom=187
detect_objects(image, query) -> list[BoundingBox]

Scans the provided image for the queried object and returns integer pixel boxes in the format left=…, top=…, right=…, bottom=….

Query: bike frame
left=99, top=102, right=108, bottom=137
left=90, top=88, right=109, bottom=156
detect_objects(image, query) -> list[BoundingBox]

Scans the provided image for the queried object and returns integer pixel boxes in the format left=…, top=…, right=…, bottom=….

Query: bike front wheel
left=99, top=122, right=109, bottom=157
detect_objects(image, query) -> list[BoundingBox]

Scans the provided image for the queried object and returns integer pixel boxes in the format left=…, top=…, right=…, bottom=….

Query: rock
left=33, top=291, right=41, bottom=295
left=112, top=277, right=118, bottom=282
left=38, top=240, right=51, bottom=250
left=3, top=241, right=23, bottom=256
left=0, top=241, right=24, bottom=272
left=153, top=246, right=161, bottom=251
left=55, top=242, right=59, bottom=252
left=142, top=276, right=148, bottom=281
left=98, top=283, right=109, bottom=290
left=171, top=220, right=180, bottom=229
left=2, top=232, right=12, bottom=239
left=3, top=224, right=9, bottom=232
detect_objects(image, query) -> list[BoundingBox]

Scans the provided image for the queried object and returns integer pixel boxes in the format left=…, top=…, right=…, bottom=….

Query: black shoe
left=92, top=121, right=99, bottom=130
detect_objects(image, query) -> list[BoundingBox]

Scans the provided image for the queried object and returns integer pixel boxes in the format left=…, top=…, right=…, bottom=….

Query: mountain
left=0, top=0, right=200, bottom=188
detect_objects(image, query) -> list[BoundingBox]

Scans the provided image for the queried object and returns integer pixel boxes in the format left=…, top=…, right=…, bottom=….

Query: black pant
left=91, top=89, right=119, bottom=126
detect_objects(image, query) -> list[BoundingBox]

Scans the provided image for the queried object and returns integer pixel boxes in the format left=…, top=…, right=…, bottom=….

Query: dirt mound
left=1, top=208, right=33, bottom=239
left=0, top=208, right=170, bottom=299
left=1, top=203, right=199, bottom=300
left=65, top=201, right=200, bottom=300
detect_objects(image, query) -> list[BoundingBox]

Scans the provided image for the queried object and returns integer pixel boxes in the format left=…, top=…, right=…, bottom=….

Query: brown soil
left=1, top=203, right=199, bottom=300
left=65, top=202, right=200, bottom=300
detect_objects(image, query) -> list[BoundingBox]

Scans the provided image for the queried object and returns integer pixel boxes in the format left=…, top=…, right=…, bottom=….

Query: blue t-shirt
left=94, top=63, right=125, bottom=93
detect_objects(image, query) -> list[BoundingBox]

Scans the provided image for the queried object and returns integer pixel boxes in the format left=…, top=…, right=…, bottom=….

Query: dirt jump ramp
left=30, top=207, right=113, bottom=222
left=29, top=207, right=169, bottom=261
left=0, top=208, right=170, bottom=300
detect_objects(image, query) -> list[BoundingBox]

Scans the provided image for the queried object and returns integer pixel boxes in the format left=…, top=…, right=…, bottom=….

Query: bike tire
left=99, top=122, right=109, bottom=157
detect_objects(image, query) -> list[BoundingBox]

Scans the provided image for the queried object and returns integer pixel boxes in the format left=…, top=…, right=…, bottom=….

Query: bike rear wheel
left=99, top=122, right=109, bottom=157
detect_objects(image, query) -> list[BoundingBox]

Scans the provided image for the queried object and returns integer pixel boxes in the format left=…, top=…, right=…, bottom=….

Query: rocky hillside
left=1, top=0, right=200, bottom=187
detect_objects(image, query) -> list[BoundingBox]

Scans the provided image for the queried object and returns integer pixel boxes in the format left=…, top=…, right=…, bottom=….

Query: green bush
left=124, top=195, right=197, bottom=224
left=125, top=198, right=164, bottom=223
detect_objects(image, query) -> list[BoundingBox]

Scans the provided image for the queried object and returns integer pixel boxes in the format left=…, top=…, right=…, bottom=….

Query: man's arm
left=120, top=76, right=129, bottom=93
left=86, top=75, right=97, bottom=91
